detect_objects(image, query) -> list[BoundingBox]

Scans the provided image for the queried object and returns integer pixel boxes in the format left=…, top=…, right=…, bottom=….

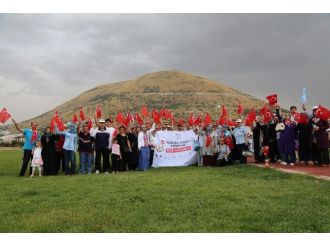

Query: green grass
left=0, top=150, right=329, bottom=233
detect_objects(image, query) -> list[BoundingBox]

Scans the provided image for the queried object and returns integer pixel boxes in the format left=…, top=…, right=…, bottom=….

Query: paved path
left=251, top=162, right=330, bottom=180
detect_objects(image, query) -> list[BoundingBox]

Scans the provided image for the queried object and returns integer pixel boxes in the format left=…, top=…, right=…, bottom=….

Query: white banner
left=152, top=130, right=197, bottom=167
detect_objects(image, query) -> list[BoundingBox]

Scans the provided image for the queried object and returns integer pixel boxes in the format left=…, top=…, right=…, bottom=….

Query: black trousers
left=111, top=154, right=120, bottom=172
left=316, top=148, right=329, bottom=165
left=269, top=140, right=280, bottom=163
left=298, top=140, right=309, bottom=162
left=236, top=144, right=247, bottom=164
left=95, top=147, right=110, bottom=172
left=120, top=151, right=129, bottom=171
left=149, top=149, right=154, bottom=167
left=19, top=149, right=32, bottom=176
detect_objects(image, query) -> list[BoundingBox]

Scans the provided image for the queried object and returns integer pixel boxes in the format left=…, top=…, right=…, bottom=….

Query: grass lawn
left=0, top=149, right=329, bottom=233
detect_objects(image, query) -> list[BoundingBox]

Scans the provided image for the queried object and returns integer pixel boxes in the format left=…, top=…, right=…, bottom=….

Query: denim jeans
left=138, top=146, right=150, bottom=171
left=79, top=152, right=93, bottom=174
left=63, top=149, right=76, bottom=175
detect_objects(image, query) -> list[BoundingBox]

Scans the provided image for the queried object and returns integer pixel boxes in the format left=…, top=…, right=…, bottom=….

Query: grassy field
left=0, top=150, right=329, bottom=233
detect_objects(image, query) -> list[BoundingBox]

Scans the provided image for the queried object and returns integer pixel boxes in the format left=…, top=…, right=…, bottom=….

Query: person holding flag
left=55, top=122, right=78, bottom=175
left=232, top=119, right=249, bottom=165
left=307, top=106, right=329, bottom=166
left=12, top=119, right=40, bottom=176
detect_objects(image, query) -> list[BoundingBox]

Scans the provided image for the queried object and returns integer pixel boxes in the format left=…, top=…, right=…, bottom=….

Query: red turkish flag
left=164, top=109, right=172, bottom=119
left=221, top=105, right=228, bottom=117
left=315, top=105, right=330, bottom=120
left=194, top=114, right=202, bottom=125
left=188, top=113, right=195, bottom=126
left=237, top=102, right=244, bottom=115
left=247, top=108, right=257, bottom=122
left=116, top=112, right=125, bottom=124
left=0, top=108, right=12, bottom=124
left=224, top=136, right=234, bottom=150
left=141, top=106, right=149, bottom=118
left=206, top=135, right=212, bottom=147
left=134, top=113, right=144, bottom=126
left=95, top=104, right=102, bottom=118
left=152, top=109, right=161, bottom=124
left=30, top=130, right=38, bottom=143
left=294, top=112, right=308, bottom=124
left=177, top=119, right=185, bottom=126
left=79, top=107, right=86, bottom=121
left=226, top=119, right=237, bottom=127
left=262, top=110, right=273, bottom=124
left=123, top=112, right=133, bottom=127
left=87, top=117, right=93, bottom=130
left=203, top=113, right=212, bottom=126
left=260, top=103, right=270, bottom=115
left=72, top=113, right=78, bottom=124
left=262, top=146, right=270, bottom=156
left=266, top=94, right=278, bottom=106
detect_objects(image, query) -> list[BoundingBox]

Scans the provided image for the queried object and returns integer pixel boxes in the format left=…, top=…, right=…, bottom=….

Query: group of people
left=11, top=103, right=329, bottom=177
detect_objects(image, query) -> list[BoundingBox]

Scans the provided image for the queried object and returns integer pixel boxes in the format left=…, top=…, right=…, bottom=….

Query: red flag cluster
left=315, top=105, right=330, bottom=121
left=0, top=108, right=12, bottom=124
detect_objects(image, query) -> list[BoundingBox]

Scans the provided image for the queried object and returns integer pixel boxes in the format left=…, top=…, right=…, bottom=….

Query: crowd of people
left=11, top=103, right=330, bottom=177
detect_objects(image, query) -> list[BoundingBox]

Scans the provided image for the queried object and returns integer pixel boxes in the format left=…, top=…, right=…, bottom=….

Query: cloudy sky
left=1, top=14, right=330, bottom=122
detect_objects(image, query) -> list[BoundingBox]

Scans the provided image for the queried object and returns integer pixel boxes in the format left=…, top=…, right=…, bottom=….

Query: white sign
left=152, top=130, right=197, bottom=167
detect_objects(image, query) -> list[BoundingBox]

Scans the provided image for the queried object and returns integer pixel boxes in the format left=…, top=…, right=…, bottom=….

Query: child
left=30, top=140, right=43, bottom=177
left=111, top=138, right=122, bottom=174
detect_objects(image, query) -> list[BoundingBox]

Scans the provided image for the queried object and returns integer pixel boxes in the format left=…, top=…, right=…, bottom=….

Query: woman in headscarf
left=308, top=106, right=329, bottom=166
left=41, top=127, right=58, bottom=175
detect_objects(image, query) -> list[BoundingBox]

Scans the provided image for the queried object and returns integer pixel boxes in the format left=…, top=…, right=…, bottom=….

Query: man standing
left=90, top=119, right=110, bottom=174
left=12, top=119, right=40, bottom=176
left=232, top=119, right=249, bottom=165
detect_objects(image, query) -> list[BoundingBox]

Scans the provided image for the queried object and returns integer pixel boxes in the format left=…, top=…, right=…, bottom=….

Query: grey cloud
left=0, top=14, right=329, bottom=121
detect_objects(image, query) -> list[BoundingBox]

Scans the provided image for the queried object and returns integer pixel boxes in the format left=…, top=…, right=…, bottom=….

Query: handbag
left=123, top=146, right=131, bottom=153
left=193, top=140, right=201, bottom=151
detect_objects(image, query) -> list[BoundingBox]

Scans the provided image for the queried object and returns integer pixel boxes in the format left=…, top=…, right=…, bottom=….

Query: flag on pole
left=301, top=87, right=307, bottom=104
left=0, top=108, right=12, bottom=124
left=95, top=104, right=102, bottom=119
left=134, top=113, right=144, bottom=126
left=72, top=113, right=78, bottom=124
left=266, top=94, right=278, bottom=106
left=237, top=102, right=244, bottom=115
left=79, top=106, right=86, bottom=121
left=87, top=118, right=93, bottom=130
left=141, top=106, right=148, bottom=118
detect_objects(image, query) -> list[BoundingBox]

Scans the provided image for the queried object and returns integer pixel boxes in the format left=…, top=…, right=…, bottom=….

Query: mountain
left=17, top=70, right=267, bottom=128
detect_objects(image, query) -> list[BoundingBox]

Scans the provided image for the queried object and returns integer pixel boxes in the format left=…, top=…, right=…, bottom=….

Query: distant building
left=0, top=134, right=24, bottom=144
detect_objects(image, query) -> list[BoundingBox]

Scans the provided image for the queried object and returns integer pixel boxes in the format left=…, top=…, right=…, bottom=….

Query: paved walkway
left=251, top=162, right=330, bottom=180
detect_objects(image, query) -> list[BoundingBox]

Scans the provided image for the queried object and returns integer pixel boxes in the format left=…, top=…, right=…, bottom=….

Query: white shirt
left=106, top=126, right=116, bottom=149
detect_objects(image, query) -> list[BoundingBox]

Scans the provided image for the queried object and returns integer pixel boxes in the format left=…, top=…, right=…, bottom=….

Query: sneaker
left=290, top=163, right=295, bottom=166
left=95, top=170, right=100, bottom=174
left=308, top=161, right=314, bottom=166
left=116, top=171, right=119, bottom=174
left=105, top=171, right=109, bottom=174
left=282, top=162, right=288, bottom=166
left=30, top=175, right=34, bottom=178
left=277, top=160, right=282, bottom=164
left=112, top=171, right=115, bottom=174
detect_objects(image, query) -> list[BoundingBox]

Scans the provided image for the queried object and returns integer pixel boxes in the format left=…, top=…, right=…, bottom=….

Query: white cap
left=98, top=119, right=105, bottom=123
left=312, top=106, right=318, bottom=110
left=236, top=119, right=242, bottom=123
